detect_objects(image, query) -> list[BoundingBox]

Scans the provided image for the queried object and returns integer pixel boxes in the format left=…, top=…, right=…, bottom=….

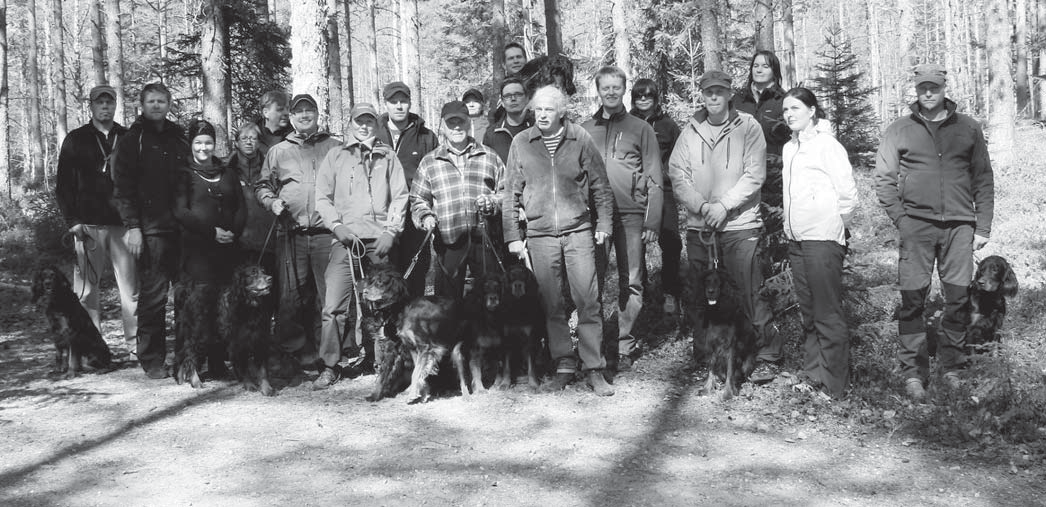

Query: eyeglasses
left=635, top=93, right=656, bottom=100
left=238, top=136, right=258, bottom=143
left=502, top=92, right=526, bottom=100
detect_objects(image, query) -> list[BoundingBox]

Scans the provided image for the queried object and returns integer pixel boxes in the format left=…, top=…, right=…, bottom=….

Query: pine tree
left=811, top=25, right=879, bottom=158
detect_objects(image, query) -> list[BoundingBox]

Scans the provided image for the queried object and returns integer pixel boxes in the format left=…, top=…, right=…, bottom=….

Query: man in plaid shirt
left=410, top=101, right=505, bottom=299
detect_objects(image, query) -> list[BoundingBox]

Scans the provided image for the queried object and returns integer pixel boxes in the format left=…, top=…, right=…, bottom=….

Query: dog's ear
left=1001, top=261, right=1019, bottom=297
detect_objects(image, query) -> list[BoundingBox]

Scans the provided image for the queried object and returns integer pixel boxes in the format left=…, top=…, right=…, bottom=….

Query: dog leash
left=63, top=229, right=99, bottom=301
left=697, top=229, right=721, bottom=269
left=343, top=235, right=369, bottom=348
left=402, top=228, right=434, bottom=281
left=256, top=213, right=281, bottom=267
left=477, top=210, right=507, bottom=275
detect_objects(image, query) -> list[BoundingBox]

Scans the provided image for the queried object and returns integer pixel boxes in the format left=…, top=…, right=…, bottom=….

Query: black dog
left=398, top=295, right=463, bottom=404
left=455, top=272, right=510, bottom=394
left=966, top=255, right=1019, bottom=348
left=363, top=265, right=415, bottom=402
left=30, top=265, right=112, bottom=378
left=694, top=267, right=758, bottom=400
left=173, top=280, right=222, bottom=388
left=501, top=263, right=546, bottom=389
left=220, top=264, right=275, bottom=396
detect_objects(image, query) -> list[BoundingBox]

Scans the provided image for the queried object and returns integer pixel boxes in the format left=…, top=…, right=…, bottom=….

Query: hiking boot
left=617, top=354, right=634, bottom=372
left=312, top=367, right=341, bottom=390
left=750, top=361, right=781, bottom=385
left=663, top=294, right=678, bottom=315
left=541, top=372, right=575, bottom=392
left=942, top=371, right=962, bottom=389
left=905, top=377, right=927, bottom=401
left=587, top=370, right=615, bottom=396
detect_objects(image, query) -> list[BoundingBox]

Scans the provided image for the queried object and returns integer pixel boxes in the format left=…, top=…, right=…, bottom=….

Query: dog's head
left=234, top=264, right=273, bottom=301
left=699, top=268, right=734, bottom=307
left=30, top=265, right=69, bottom=305
left=974, top=255, right=1018, bottom=297
left=505, top=263, right=536, bottom=299
left=361, top=264, right=409, bottom=313
left=474, top=272, right=506, bottom=312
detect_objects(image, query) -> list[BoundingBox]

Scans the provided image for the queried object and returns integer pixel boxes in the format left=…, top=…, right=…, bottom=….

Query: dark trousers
left=789, top=240, right=848, bottom=397
left=659, top=190, right=683, bottom=297
left=896, top=217, right=973, bottom=379
left=397, top=209, right=431, bottom=298
left=321, top=240, right=389, bottom=369
left=433, top=232, right=501, bottom=299
left=136, top=234, right=178, bottom=373
left=275, top=231, right=333, bottom=360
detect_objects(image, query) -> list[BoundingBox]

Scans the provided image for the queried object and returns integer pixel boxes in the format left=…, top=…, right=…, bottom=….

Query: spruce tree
left=812, top=26, right=879, bottom=158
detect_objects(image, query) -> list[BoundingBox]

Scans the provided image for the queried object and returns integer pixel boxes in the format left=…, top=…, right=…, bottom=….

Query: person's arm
left=668, top=129, right=707, bottom=215
left=255, top=148, right=282, bottom=214
left=639, top=123, right=664, bottom=234
left=874, top=125, right=905, bottom=226
left=385, top=155, right=409, bottom=237
left=970, top=121, right=995, bottom=242
left=229, top=166, right=248, bottom=236
left=54, top=134, right=81, bottom=228
left=409, top=155, right=436, bottom=229
left=581, top=132, right=614, bottom=238
left=501, top=141, right=525, bottom=245
left=314, top=149, right=341, bottom=231
left=111, top=130, right=142, bottom=230
left=172, top=169, right=217, bottom=240
left=823, top=139, right=858, bottom=229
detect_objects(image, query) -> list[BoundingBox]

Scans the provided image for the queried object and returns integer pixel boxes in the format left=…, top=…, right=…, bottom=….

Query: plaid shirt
left=411, top=141, right=504, bottom=244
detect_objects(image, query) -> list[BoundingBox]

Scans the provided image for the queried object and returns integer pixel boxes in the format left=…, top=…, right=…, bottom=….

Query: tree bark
left=611, top=0, right=630, bottom=86
left=866, top=0, right=883, bottom=121
left=986, top=0, right=1015, bottom=166
left=104, top=0, right=126, bottom=123
left=0, top=0, right=9, bottom=198
left=368, top=0, right=379, bottom=103
left=200, top=0, right=230, bottom=155
left=26, top=0, right=45, bottom=187
left=1037, top=0, right=1046, bottom=118
left=544, top=0, right=563, bottom=56
left=90, top=0, right=106, bottom=86
left=700, top=0, right=722, bottom=72
left=50, top=0, right=67, bottom=148
left=754, top=0, right=774, bottom=52
left=492, top=0, right=506, bottom=112
left=327, top=0, right=343, bottom=135
left=341, top=0, right=355, bottom=106
left=400, top=0, right=420, bottom=110
left=780, top=0, right=795, bottom=87
left=290, top=0, right=331, bottom=127
left=1015, top=0, right=1029, bottom=116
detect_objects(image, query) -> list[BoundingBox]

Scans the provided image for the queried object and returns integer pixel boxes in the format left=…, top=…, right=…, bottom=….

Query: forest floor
left=2, top=129, right=1045, bottom=506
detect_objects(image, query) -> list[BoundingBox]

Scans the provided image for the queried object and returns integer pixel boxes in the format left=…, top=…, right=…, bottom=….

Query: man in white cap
left=875, top=63, right=994, bottom=401
left=55, top=84, right=138, bottom=361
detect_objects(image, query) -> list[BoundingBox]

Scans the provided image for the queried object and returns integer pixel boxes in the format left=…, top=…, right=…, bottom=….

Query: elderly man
left=56, top=85, right=138, bottom=361
left=112, top=82, right=187, bottom=379
left=314, top=103, right=408, bottom=389
left=582, top=66, right=663, bottom=372
left=412, top=101, right=505, bottom=299
left=256, top=93, right=342, bottom=380
left=502, top=85, right=615, bottom=396
left=375, top=81, right=440, bottom=297
left=668, top=70, right=774, bottom=383
left=875, top=63, right=994, bottom=401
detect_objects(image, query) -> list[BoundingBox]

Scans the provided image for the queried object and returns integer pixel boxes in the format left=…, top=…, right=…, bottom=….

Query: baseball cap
left=289, top=93, right=318, bottom=110
left=383, top=81, right=411, bottom=101
left=913, top=63, right=947, bottom=86
left=441, top=101, right=471, bottom=122
left=698, top=70, right=732, bottom=91
left=462, top=88, right=484, bottom=103
left=90, top=85, right=117, bottom=102
left=350, top=103, right=379, bottom=121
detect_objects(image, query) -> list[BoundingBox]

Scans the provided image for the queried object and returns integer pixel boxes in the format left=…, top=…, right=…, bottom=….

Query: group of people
left=55, top=40, right=992, bottom=400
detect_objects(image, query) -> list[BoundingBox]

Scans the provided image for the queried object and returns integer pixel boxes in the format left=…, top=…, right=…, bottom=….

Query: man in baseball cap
left=89, top=85, right=117, bottom=102
left=461, top=88, right=490, bottom=141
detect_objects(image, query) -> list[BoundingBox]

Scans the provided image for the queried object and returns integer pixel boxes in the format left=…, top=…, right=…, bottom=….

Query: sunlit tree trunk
left=400, top=0, right=420, bottom=110
left=104, top=0, right=126, bottom=123
left=201, top=0, right=230, bottom=154
left=1037, top=0, right=1046, bottom=118
left=492, top=0, right=506, bottom=113
left=290, top=0, right=331, bottom=127
left=26, top=0, right=45, bottom=187
left=1015, top=0, right=1029, bottom=116
left=0, top=0, right=9, bottom=198
left=327, top=0, right=344, bottom=134
left=780, top=0, right=795, bottom=88
left=90, top=0, right=106, bottom=86
left=49, top=0, right=67, bottom=148
left=986, top=0, right=1015, bottom=166
left=340, top=0, right=355, bottom=106
left=754, top=0, right=774, bottom=51
left=700, top=0, right=722, bottom=71
left=611, top=0, right=630, bottom=91
left=544, top=0, right=563, bottom=55
left=368, top=0, right=379, bottom=103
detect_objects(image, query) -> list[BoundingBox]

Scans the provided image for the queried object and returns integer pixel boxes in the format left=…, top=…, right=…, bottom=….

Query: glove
left=476, top=194, right=496, bottom=216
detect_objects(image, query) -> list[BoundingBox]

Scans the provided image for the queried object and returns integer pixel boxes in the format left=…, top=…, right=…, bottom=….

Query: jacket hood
left=689, top=105, right=739, bottom=125
left=285, top=130, right=333, bottom=146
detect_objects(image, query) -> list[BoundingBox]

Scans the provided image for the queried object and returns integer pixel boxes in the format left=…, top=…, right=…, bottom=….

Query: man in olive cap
left=875, top=63, right=994, bottom=401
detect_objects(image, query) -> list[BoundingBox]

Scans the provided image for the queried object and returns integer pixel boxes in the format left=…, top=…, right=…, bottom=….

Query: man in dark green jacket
left=875, top=63, right=994, bottom=401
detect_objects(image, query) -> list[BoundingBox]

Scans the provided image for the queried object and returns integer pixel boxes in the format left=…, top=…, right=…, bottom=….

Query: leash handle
left=256, top=214, right=281, bottom=267
left=402, top=228, right=434, bottom=281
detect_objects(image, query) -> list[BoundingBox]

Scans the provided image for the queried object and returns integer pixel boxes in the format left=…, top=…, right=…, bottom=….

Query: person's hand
left=374, top=233, right=395, bottom=258
left=421, top=216, right=437, bottom=231
left=270, top=199, right=286, bottom=216
left=333, top=225, right=359, bottom=247
left=973, top=234, right=989, bottom=251
left=641, top=229, right=659, bottom=243
left=214, top=227, right=235, bottom=244
left=476, top=194, right=496, bottom=216
left=68, top=224, right=86, bottom=240
left=594, top=231, right=609, bottom=245
left=124, top=227, right=143, bottom=258
left=704, top=202, right=728, bottom=230
left=508, top=240, right=526, bottom=259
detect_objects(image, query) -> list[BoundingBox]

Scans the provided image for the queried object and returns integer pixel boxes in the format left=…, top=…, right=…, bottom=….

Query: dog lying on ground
left=363, top=264, right=415, bottom=402
left=502, top=263, right=546, bottom=388
left=455, top=272, right=510, bottom=394
left=694, top=267, right=758, bottom=400
left=966, top=255, right=1019, bottom=350
left=220, top=264, right=275, bottom=396
left=30, top=265, right=112, bottom=378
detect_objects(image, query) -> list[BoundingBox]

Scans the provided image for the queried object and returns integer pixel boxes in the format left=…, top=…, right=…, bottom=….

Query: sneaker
left=749, top=361, right=781, bottom=385
left=942, top=371, right=962, bottom=389
left=663, top=294, right=678, bottom=315
left=540, top=372, right=575, bottom=392
left=312, top=367, right=340, bottom=390
left=586, top=370, right=615, bottom=396
left=905, top=377, right=927, bottom=401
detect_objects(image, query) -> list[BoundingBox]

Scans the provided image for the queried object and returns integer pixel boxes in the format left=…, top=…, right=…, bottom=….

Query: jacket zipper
left=785, top=140, right=799, bottom=239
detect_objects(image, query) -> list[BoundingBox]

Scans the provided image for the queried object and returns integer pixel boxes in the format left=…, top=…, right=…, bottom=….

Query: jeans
left=275, top=231, right=333, bottom=360
left=321, top=240, right=388, bottom=369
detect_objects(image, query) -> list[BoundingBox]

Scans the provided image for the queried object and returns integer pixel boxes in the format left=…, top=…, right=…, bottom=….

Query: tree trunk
left=522, top=0, right=535, bottom=57
left=290, top=0, right=331, bottom=128
left=0, top=0, right=9, bottom=198
left=200, top=0, right=230, bottom=155
left=544, top=0, right=563, bottom=56
left=157, top=0, right=168, bottom=84
left=90, top=0, right=106, bottom=86
left=492, top=0, right=506, bottom=112
left=700, top=0, right=722, bottom=72
left=50, top=0, right=67, bottom=148
left=341, top=0, right=355, bottom=106
left=104, top=0, right=126, bottom=123
left=780, top=0, right=795, bottom=87
left=368, top=0, right=379, bottom=103
left=1037, top=0, right=1046, bottom=118
left=1015, top=0, right=1029, bottom=116
left=326, top=0, right=343, bottom=135
left=252, top=0, right=268, bottom=19
left=611, top=0, right=630, bottom=86
left=986, top=0, right=1015, bottom=166
left=26, top=0, right=45, bottom=187
left=754, top=0, right=774, bottom=52
left=400, top=0, right=420, bottom=110
left=866, top=1, right=883, bottom=121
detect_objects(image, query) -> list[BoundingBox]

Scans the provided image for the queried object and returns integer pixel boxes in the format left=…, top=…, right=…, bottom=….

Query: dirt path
left=1, top=309, right=1043, bottom=507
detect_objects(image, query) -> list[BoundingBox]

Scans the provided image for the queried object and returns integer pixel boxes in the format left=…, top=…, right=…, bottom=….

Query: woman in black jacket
left=733, top=50, right=791, bottom=208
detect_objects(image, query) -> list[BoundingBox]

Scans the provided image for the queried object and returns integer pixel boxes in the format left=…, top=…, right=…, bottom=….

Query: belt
left=292, top=227, right=332, bottom=236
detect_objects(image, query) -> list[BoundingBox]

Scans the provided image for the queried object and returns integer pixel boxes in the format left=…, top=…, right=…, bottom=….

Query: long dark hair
left=783, top=87, right=827, bottom=119
left=744, top=50, right=783, bottom=90
left=630, top=78, right=660, bottom=117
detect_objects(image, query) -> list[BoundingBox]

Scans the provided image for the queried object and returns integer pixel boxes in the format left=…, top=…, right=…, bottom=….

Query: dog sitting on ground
left=694, top=267, right=758, bottom=400
left=173, top=279, right=223, bottom=388
left=455, top=272, right=510, bottom=394
left=363, top=264, right=415, bottom=402
left=501, top=263, right=546, bottom=389
left=398, top=294, right=463, bottom=403
left=30, top=265, right=112, bottom=378
left=220, top=264, right=275, bottom=396
left=966, top=255, right=1019, bottom=349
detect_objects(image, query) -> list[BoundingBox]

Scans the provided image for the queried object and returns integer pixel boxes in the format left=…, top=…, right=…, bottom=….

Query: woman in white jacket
left=781, top=87, right=858, bottom=398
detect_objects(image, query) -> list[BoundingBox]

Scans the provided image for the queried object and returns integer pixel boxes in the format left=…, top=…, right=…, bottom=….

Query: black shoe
left=540, top=372, right=575, bottom=392
left=312, top=367, right=341, bottom=390
left=750, top=361, right=781, bottom=385
left=341, top=355, right=375, bottom=379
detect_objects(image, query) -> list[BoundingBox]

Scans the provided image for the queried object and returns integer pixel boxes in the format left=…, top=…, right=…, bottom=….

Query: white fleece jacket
left=782, top=123, right=858, bottom=246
